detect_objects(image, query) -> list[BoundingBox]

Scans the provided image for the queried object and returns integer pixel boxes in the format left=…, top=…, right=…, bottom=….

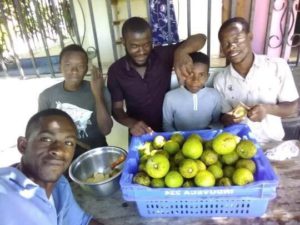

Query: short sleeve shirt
left=38, top=80, right=111, bottom=148
left=0, top=167, right=92, bottom=225
left=213, top=54, right=299, bottom=143
left=107, top=44, right=180, bottom=132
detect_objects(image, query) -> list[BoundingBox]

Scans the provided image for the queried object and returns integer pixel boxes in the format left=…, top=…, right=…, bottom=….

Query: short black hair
left=25, top=109, right=77, bottom=138
left=218, top=17, right=250, bottom=41
left=59, top=44, right=88, bottom=63
left=189, top=52, right=210, bottom=68
left=122, top=17, right=151, bottom=37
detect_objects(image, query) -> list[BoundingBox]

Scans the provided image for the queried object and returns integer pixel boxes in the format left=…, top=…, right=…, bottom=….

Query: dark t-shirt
left=38, top=80, right=111, bottom=151
left=107, top=44, right=179, bottom=132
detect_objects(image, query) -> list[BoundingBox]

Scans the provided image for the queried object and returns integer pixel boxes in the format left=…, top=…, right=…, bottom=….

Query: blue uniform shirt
left=0, top=167, right=92, bottom=225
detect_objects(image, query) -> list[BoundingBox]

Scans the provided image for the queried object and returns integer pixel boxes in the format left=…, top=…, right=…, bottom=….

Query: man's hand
left=90, top=66, right=113, bottom=135
left=247, top=104, right=267, bottom=122
left=174, top=52, right=193, bottom=85
left=130, top=121, right=153, bottom=136
left=173, top=33, right=206, bottom=86
left=221, top=113, right=245, bottom=126
left=89, top=218, right=104, bottom=225
left=90, top=66, right=104, bottom=98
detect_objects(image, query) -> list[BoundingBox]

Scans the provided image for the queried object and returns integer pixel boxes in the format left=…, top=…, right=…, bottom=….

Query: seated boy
left=163, top=52, right=222, bottom=131
left=38, top=44, right=113, bottom=158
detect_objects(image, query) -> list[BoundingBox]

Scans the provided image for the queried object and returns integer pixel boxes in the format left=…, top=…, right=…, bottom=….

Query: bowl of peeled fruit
left=69, top=146, right=127, bottom=197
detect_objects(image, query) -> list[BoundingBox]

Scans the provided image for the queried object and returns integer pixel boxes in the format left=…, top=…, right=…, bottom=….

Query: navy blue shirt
left=107, top=44, right=180, bottom=132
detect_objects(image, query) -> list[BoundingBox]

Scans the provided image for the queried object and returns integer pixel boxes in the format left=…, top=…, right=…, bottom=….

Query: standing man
left=0, top=109, right=103, bottom=225
left=107, top=17, right=206, bottom=136
left=213, top=17, right=299, bottom=146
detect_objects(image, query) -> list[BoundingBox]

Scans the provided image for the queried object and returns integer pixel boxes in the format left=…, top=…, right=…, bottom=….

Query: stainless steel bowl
left=69, top=146, right=127, bottom=197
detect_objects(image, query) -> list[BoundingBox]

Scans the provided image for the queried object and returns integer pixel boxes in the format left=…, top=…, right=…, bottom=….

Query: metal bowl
left=69, top=146, right=127, bottom=197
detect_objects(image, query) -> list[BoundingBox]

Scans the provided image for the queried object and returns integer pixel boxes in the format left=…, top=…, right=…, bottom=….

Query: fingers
left=248, top=110, right=261, bottom=121
left=175, top=65, right=192, bottom=86
left=233, top=117, right=245, bottom=123
left=175, top=69, right=185, bottom=86
left=247, top=106, right=265, bottom=122
left=174, top=54, right=193, bottom=85
left=181, top=66, right=192, bottom=80
left=130, top=121, right=153, bottom=136
left=238, top=101, right=251, bottom=110
left=91, top=66, right=103, bottom=80
left=90, top=66, right=104, bottom=96
left=146, top=126, right=154, bottom=135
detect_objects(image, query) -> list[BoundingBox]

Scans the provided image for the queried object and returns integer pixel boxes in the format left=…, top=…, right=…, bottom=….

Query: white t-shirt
left=213, top=54, right=299, bottom=143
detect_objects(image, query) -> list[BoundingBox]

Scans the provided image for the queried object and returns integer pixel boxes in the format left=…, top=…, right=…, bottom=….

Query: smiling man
left=107, top=17, right=206, bottom=136
left=0, top=109, right=103, bottom=225
left=213, top=17, right=299, bottom=146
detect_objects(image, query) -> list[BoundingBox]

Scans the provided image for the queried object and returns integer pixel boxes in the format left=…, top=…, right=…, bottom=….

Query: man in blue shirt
left=0, top=109, right=102, bottom=225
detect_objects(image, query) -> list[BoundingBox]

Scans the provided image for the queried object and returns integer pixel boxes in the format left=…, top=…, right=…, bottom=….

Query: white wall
left=74, top=0, right=115, bottom=70
left=173, top=0, right=222, bottom=58
left=73, top=0, right=223, bottom=69
left=73, top=0, right=149, bottom=70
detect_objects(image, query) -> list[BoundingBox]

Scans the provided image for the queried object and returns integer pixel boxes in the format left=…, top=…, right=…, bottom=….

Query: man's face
left=219, top=23, right=253, bottom=65
left=19, top=115, right=77, bottom=184
left=185, top=63, right=209, bottom=93
left=60, top=51, right=88, bottom=89
left=123, top=30, right=152, bottom=67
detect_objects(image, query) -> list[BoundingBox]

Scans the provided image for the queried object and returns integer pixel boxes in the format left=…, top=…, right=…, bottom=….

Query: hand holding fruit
left=221, top=113, right=244, bottom=126
left=232, top=103, right=249, bottom=119
left=223, top=103, right=249, bottom=125
left=130, top=121, right=153, bottom=136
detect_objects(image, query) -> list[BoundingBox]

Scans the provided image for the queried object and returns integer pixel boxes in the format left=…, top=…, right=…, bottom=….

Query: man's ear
left=17, top=137, right=27, bottom=155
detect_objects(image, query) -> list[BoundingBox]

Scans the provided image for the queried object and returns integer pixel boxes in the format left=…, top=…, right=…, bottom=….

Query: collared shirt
left=107, top=44, right=180, bottom=132
left=0, top=167, right=92, bottom=225
left=213, top=54, right=299, bottom=143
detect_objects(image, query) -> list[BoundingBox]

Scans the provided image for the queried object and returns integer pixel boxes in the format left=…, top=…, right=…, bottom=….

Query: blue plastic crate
left=120, top=124, right=278, bottom=218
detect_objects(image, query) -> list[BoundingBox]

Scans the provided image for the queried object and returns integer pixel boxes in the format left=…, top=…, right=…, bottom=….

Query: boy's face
left=185, top=62, right=209, bottom=93
left=60, top=51, right=88, bottom=89
left=123, top=29, right=152, bottom=67
left=18, top=115, right=77, bottom=185
left=219, top=23, right=253, bottom=65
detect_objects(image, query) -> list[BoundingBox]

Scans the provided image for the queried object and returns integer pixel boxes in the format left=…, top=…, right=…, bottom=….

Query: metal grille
left=0, top=0, right=79, bottom=78
left=0, top=0, right=299, bottom=79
